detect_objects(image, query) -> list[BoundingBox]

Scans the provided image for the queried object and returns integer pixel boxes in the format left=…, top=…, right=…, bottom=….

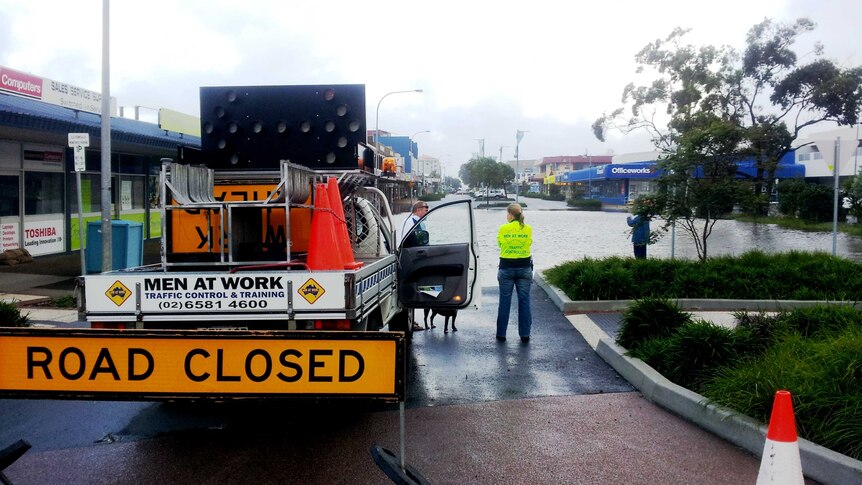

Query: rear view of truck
left=0, top=84, right=480, bottom=402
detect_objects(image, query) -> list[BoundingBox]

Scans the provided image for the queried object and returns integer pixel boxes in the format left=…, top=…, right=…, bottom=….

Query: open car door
left=397, top=199, right=479, bottom=310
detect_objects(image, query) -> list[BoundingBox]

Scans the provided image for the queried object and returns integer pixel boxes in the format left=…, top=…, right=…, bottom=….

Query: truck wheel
left=388, top=308, right=413, bottom=342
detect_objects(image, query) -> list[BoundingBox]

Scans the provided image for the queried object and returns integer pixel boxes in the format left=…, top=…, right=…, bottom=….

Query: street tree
left=595, top=17, right=862, bottom=235
left=656, top=116, right=752, bottom=261
left=458, top=157, right=515, bottom=191
left=444, top=176, right=462, bottom=190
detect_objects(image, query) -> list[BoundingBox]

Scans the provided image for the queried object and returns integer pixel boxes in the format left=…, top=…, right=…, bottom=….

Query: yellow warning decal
left=299, top=278, right=325, bottom=304
left=105, top=281, right=132, bottom=306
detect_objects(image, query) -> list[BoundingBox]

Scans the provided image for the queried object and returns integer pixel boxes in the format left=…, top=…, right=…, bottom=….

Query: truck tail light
left=90, top=322, right=133, bottom=330
left=313, top=319, right=351, bottom=330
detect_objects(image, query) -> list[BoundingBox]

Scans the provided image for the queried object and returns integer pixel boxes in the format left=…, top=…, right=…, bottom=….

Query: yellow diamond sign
left=105, top=281, right=132, bottom=306
left=298, top=278, right=325, bottom=304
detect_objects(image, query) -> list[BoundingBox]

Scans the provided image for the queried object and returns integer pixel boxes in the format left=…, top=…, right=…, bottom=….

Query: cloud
left=2, top=0, right=860, bottom=167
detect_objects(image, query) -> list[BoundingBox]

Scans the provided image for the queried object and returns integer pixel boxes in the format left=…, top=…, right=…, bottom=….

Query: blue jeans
left=496, top=266, right=533, bottom=338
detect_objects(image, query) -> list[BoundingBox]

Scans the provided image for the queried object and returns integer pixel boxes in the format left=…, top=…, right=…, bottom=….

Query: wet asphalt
left=1, top=277, right=774, bottom=484
left=406, top=285, right=633, bottom=407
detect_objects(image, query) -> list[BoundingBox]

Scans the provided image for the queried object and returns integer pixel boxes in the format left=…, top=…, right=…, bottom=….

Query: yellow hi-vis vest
left=497, top=220, right=533, bottom=259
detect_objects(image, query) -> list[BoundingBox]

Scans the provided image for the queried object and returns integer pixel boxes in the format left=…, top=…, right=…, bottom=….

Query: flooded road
left=434, top=196, right=862, bottom=286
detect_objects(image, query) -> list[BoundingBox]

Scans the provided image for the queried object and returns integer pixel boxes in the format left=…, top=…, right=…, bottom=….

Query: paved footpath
left=1, top=284, right=785, bottom=484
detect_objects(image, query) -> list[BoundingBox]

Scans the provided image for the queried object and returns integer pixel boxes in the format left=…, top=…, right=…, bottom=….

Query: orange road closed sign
left=0, top=329, right=405, bottom=401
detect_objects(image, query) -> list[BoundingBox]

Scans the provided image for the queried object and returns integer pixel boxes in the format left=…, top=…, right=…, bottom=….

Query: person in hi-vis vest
left=495, top=203, right=533, bottom=343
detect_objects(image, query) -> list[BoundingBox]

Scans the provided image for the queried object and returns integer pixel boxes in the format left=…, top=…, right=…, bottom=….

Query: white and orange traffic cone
left=756, top=390, right=804, bottom=485
left=306, top=183, right=344, bottom=271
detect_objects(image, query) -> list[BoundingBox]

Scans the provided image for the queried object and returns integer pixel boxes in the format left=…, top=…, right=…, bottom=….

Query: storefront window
left=0, top=175, right=19, bottom=216
left=24, top=172, right=64, bottom=215
left=119, top=175, right=146, bottom=210
left=68, top=173, right=102, bottom=213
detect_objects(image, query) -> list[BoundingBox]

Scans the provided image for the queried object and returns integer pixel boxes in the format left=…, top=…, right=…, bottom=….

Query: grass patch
left=617, top=299, right=862, bottom=460
left=543, top=250, right=862, bottom=301
left=51, top=295, right=77, bottom=308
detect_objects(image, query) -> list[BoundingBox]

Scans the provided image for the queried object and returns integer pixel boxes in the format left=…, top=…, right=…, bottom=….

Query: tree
left=444, top=176, right=461, bottom=190
left=657, top=117, right=752, bottom=261
left=780, top=178, right=846, bottom=223
left=458, top=157, right=515, bottom=190
left=594, top=18, right=862, bottom=259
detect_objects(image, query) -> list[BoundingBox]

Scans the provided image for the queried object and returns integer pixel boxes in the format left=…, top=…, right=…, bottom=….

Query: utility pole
left=515, top=131, right=526, bottom=203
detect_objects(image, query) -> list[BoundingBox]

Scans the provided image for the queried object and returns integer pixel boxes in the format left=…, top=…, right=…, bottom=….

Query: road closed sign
left=0, top=329, right=405, bottom=401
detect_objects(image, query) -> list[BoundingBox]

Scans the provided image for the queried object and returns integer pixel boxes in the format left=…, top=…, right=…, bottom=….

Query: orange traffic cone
left=327, top=177, right=363, bottom=270
left=756, top=390, right=804, bottom=485
left=307, top=183, right=345, bottom=270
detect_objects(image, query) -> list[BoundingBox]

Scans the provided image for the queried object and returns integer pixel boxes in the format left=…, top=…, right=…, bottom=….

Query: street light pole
left=410, top=130, right=430, bottom=193
left=375, top=89, right=423, bottom=172
left=833, top=137, right=841, bottom=256
left=516, top=130, right=527, bottom=203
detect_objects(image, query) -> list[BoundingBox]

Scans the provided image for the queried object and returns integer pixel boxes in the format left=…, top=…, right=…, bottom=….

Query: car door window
left=398, top=200, right=478, bottom=309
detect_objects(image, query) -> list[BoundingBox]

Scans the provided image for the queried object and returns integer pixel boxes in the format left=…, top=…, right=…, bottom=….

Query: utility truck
left=0, top=84, right=479, bottom=402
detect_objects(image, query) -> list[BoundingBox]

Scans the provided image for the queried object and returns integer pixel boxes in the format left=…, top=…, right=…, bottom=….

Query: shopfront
left=0, top=139, right=166, bottom=256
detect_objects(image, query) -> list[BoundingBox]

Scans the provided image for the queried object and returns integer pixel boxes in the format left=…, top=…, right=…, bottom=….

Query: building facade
left=0, top=66, right=200, bottom=256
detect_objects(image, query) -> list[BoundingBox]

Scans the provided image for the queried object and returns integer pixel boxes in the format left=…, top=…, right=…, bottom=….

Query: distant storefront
left=0, top=65, right=200, bottom=256
left=554, top=156, right=805, bottom=206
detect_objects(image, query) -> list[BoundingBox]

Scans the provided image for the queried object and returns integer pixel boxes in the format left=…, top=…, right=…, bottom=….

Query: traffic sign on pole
left=73, top=145, right=86, bottom=172
left=68, top=133, right=90, bottom=147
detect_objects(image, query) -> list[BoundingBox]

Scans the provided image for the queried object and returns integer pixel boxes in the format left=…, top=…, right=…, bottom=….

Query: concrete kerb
left=533, top=272, right=862, bottom=485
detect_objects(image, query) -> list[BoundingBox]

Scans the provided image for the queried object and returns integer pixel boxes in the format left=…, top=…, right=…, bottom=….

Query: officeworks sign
left=605, top=163, right=660, bottom=179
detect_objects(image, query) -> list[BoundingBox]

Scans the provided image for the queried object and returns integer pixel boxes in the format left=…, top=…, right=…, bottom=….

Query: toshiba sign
left=0, top=67, right=43, bottom=98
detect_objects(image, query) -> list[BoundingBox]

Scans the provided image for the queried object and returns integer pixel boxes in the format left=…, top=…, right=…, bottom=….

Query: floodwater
left=410, top=195, right=862, bottom=286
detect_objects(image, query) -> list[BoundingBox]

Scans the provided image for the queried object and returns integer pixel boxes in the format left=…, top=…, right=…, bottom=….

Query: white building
left=795, top=126, right=862, bottom=181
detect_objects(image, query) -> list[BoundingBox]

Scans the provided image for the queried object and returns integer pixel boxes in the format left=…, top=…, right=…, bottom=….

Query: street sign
left=68, top=133, right=89, bottom=147
left=69, top=133, right=89, bottom=173
left=73, top=145, right=86, bottom=172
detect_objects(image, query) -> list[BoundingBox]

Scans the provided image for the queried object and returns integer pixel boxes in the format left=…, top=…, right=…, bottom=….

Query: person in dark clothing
left=627, top=213, right=650, bottom=259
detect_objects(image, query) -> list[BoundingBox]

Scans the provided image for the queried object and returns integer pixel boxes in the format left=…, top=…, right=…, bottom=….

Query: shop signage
left=1, top=65, right=107, bottom=115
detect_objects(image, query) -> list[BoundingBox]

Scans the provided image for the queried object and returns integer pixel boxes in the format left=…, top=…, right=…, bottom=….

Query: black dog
left=423, top=308, right=458, bottom=333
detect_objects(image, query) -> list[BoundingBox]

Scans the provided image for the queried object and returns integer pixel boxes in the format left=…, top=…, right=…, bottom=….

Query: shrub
left=544, top=251, right=862, bottom=301
left=702, top=327, right=862, bottom=460
left=617, top=298, right=691, bottom=351
left=660, top=320, right=739, bottom=391
left=0, top=301, right=30, bottom=327
left=567, top=198, right=602, bottom=210
left=776, top=305, right=862, bottom=338
left=418, top=193, right=445, bottom=202
left=732, top=311, right=789, bottom=355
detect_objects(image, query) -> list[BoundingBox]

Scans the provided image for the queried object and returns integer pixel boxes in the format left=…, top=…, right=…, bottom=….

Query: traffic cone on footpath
left=306, top=183, right=345, bottom=270
left=756, top=390, right=804, bottom=485
left=327, top=177, right=363, bottom=269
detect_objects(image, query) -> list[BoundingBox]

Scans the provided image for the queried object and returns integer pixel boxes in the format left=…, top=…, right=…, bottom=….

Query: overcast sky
left=2, top=0, right=860, bottom=174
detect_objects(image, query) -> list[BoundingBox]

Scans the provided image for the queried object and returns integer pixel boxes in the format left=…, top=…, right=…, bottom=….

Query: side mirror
left=403, top=229, right=429, bottom=248
left=414, top=229, right=429, bottom=246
